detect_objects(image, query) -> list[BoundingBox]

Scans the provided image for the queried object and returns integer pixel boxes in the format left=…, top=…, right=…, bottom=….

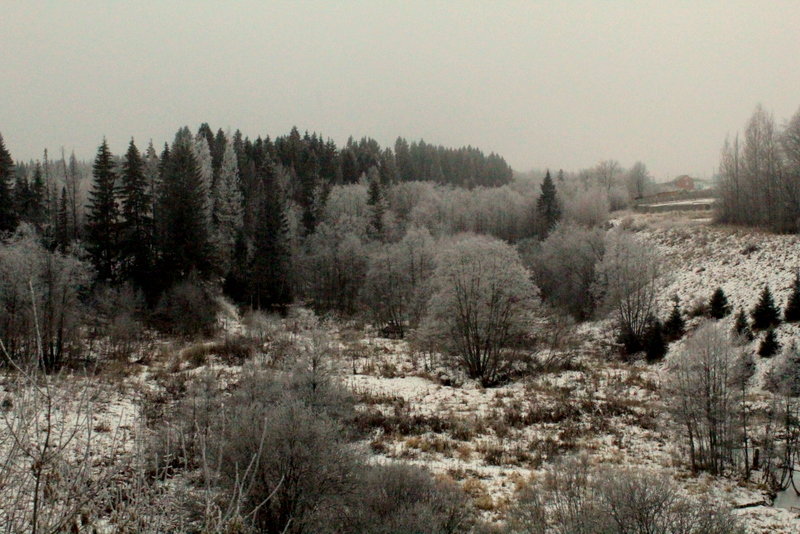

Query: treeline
left=0, top=126, right=512, bottom=301
left=717, top=104, right=800, bottom=232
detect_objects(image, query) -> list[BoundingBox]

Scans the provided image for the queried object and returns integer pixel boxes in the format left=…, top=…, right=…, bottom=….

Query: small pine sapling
left=784, top=272, right=800, bottom=323
left=733, top=308, right=754, bottom=342
left=758, top=329, right=780, bottom=358
left=751, top=285, right=781, bottom=331
left=708, top=287, right=731, bottom=319
left=644, top=315, right=668, bottom=362
left=664, top=301, right=686, bottom=341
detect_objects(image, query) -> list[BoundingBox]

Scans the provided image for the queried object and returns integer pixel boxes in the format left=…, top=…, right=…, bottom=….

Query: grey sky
left=2, top=1, right=799, bottom=181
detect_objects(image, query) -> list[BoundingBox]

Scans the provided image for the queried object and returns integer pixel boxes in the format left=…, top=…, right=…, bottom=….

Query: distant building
left=670, top=175, right=694, bottom=191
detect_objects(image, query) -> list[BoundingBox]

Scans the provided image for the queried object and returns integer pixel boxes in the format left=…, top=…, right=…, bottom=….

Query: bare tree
left=592, top=230, right=661, bottom=355
left=665, top=321, right=742, bottom=475
left=421, top=234, right=539, bottom=385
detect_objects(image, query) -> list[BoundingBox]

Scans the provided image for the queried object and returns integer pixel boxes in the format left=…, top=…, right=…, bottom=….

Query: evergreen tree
left=379, top=147, right=397, bottom=186
left=0, top=133, right=17, bottom=232
left=86, top=140, right=120, bottom=282
left=67, top=151, right=81, bottom=240
left=249, top=162, right=292, bottom=310
left=733, top=308, right=754, bottom=341
left=664, top=300, right=686, bottom=341
left=751, top=285, right=781, bottom=330
left=55, top=186, right=69, bottom=251
left=12, top=172, right=31, bottom=221
left=28, top=163, right=47, bottom=227
left=212, top=136, right=243, bottom=275
left=120, top=139, right=153, bottom=288
left=157, top=135, right=212, bottom=286
left=192, top=133, right=214, bottom=224
left=758, top=329, right=780, bottom=358
left=644, top=315, right=667, bottom=362
left=367, top=167, right=385, bottom=240
left=708, top=287, right=731, bottom=319
left=784, top=272, right=800, bottom=323
left=536, top=170, right=561, bottom=238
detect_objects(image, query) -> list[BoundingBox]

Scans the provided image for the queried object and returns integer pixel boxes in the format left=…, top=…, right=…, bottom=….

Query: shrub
left=335, top=464, right=471, bottom=534
left=765, top=343, right=800, bottom=396
left=508, top=458, right=744, bottom=534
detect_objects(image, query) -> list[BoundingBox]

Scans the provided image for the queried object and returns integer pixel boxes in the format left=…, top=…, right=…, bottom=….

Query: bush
left=335, top=464, right=472, bottom=534
left=765, top=344, right=800, bottom=396
left=521, top=223, right=605, bottom=320
left=152, top=280, right=219, bottom=337
left=508, top=458, right=744, bottom=534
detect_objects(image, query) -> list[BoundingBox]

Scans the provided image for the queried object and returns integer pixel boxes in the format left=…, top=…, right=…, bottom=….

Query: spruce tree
left=28, top=163, right=47, bottom=227
left=249, top=162, right=292, bottom=311
left=751, top=285, right=781, bottom=331
left=784, top=272, right=800, bottom=323
left=644, top=315, right=667, bottom=362
left=536, top=170, right=561, bottom=238
left=212, top=136, right=243, bottom=275
left=758, top=329, right=780, bottom=358
left=157, top=134, right=212, bottom=286
left=367, top=167, right=385, bottom=240
left=733, top=308, right=754, bottom=341
left=120, top=139, right=153, bottom=289
left=86, top=140, right=120, bottom=282
left=0, top=133, right=17, bottom=233
left=708, top=287, right=731, bottom=319
left=664, top=301, right=686, bottom=341
left=55, top=186, right=69, bottom=251
left=192, top=133, right=214, bottom=224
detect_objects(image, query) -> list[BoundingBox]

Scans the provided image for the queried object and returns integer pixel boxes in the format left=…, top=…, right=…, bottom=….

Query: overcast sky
left=2, top=1, right=799, bottom=181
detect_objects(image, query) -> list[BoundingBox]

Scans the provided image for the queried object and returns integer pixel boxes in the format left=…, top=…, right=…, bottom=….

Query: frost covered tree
left=522, top=222, right=604, bottom=320
left=361, top=226, right=436, bottom=335
left=593, top=230, right=661, bottom=356
left=212, top=134, right=243, bottom=275
left=86, top=139, right=120, bottom=282
left=766, top=344, right=800, bottom=396
left=192, top=132, right=214, bottom=223
left=422, top=234, right=539, bottom=385
left=666, top=321, right=742, bottom=475
left=733, top=308, right=754, bottom=342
